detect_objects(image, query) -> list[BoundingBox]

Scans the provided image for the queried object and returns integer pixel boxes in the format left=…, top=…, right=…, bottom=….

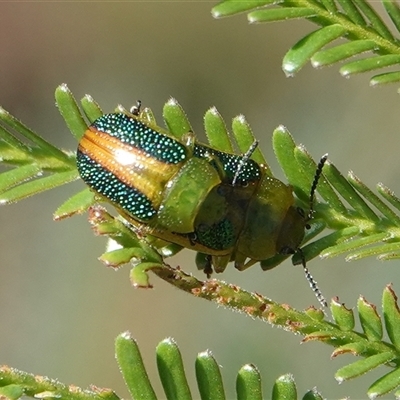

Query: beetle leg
left=195, top=252, right=213, bottom=277
left=212, top=254, right=231, bottom=273
left=234, top=255, right=257, bottom=271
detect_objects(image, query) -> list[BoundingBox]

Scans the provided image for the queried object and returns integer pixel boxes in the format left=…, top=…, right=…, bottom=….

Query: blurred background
left=1, top=2, right=400, bottom=399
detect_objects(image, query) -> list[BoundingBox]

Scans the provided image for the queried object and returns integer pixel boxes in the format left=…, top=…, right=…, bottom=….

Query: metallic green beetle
left=77, top=110, right=326, bottom=304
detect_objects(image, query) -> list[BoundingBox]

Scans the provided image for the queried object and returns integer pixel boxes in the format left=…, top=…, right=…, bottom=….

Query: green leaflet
left=283, top=25, right=347, bottom=76
left=312, top=40, right=377, bottom=67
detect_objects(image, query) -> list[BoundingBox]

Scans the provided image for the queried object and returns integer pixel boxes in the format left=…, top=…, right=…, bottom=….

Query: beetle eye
left=296, top=207, right=305, bottom=218
left=188, top=232, right=197, bottom=246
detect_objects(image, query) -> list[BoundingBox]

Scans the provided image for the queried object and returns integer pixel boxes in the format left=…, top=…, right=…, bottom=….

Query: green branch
left=212, top=0, right=400, bottom=86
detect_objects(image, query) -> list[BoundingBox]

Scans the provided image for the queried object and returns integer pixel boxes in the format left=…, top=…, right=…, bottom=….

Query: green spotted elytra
left=77, top=105, right=327, bottom=306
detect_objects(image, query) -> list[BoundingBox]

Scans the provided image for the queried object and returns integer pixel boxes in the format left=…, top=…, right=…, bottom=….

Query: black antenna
left=307, top=154, right=328, bottom=221
left=232, top=140, right=259, bottom=186
left=302, top=154, right=328, bottom=308
left=298, top=249, right=328, bottom=308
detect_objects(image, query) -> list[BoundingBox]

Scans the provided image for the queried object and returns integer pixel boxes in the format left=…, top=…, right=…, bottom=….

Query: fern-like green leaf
left=367, top=368, right=400, bottom=398
left=115, top=332, right=157, bottom=400
left=231, top=114, right=267, bottom=166
left=0, top=366, right=120, bottom=400
left=248, top=7, right=316, bottom=23
left=329, top=285, right=400, bottom=397
left=283, top=25, right=347, bottom=76
left=383, top=0, right=400, bottom=33
left=149, top=269, right=400, bottom=397
left=156, top=338, right=193, bottom=400
left=211, top=0, right=276, bottom=17
left=212, top=0, right=400, bottom=89
left=370, top=70, right=400, bottom=85
left=203, top=106, right=233, bottom=153
left=0, top=333, right=328, bottom=400
left=0, top=103, right=78, bottom=205
left=311, top=40, right=377, bottom=67
left=196, top=350, right=226, bottom=400
left=340, top=54, right=400, bottom=76
left=335, top=352, right=396, bottom=382
left=354, top=0, right=394, bottom=40
left=358, top=296, right=383, bottom=341
left=236, top=364, right=263, bottom=400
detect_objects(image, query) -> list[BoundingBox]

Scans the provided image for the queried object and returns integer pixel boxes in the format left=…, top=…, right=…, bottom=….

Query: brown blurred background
left=1, top=2, right=400, bottom=399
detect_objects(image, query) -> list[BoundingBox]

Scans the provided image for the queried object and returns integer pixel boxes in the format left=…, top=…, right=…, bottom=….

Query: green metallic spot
left=195, top=218, right=235, bottom=251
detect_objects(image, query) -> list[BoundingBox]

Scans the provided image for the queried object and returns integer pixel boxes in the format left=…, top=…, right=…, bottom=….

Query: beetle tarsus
left=204, top=255, right=213, bottom=278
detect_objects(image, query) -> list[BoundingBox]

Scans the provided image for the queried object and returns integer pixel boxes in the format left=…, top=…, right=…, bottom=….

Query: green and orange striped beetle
left=77, top=103, right=327, bottom=306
